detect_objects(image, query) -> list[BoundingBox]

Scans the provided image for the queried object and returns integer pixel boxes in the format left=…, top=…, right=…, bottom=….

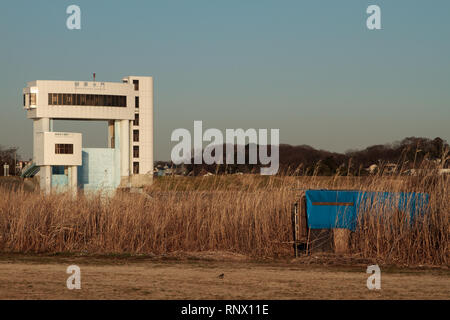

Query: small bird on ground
left=218, top=273, right=224, bottom=279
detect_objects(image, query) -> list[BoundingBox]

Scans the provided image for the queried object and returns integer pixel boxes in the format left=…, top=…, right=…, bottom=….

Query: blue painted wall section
left=305, top=190, right=429, bottom=231
left=78, top=148, right=120, bottom=193
left=51, top=174, right=68, bottom=192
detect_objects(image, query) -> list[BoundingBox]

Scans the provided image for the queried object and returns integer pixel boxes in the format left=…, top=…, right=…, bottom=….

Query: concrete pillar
left=113, top=121, right=121, bottom=188
left=141, top=77, right=154, bottom=176
left=333, top=228, right=351, bottom=254
left=68, top=166, right=78, bottom=196
left=120, top=119, right=130, bottom=179
left=34, top=118, right=51, bottom=194
left=40, top=165, right=52, bottom=195
left=149, top=77, right=154, bottom=176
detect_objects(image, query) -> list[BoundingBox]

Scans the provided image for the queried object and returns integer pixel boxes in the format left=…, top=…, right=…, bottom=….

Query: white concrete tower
left=23, top=76, right=154, bottom=194
left=122, top=76, right=154, bottom=177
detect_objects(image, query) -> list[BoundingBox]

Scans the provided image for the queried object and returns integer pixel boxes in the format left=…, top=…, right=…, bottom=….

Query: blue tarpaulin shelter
left=305, top=190, right=429, bottom=231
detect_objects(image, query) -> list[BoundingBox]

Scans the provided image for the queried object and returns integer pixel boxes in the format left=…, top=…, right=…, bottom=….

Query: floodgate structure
left=21, top=76, right=154, bottom=194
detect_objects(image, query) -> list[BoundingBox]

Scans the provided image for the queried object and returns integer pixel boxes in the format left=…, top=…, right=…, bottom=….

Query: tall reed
left=0, top=161, right=447, bottom=265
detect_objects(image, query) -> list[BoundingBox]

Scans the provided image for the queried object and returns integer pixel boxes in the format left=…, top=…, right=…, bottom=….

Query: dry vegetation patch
left=0, top=169, right=448, bottom=267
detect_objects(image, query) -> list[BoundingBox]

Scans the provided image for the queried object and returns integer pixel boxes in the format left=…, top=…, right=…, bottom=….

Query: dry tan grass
left=0, top=160, right=448, bottom=266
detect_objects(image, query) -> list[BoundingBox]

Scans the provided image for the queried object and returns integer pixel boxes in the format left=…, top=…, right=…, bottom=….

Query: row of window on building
left=23, top=94, right=140, bottom=109
left=47, top=93, right=127, bottom=107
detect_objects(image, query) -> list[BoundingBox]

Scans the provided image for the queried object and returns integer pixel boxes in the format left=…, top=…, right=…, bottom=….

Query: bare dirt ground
left=0, top=252, right=448, bottom=300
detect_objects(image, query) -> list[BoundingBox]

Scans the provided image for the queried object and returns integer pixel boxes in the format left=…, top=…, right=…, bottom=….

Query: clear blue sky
left=1, top=0, right=449, bottom=160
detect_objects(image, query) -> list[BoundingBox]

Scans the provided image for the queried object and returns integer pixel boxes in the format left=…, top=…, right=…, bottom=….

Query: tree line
left=181, top=136, right=449, bottom=176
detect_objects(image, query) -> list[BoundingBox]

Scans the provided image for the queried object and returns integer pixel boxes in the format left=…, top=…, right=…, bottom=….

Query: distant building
left=21, top=76, right=154, bottom=194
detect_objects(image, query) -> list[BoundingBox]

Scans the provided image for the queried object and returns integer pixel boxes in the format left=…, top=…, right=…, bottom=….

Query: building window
left=88, top=94, right=94, bottom=106
left=24, top=94, right=27, bottom=106
left=133, top=113, right=139, bottom=126
left=133, top=162, right=139, bottom=174
left=63, top=94, right=72, bottom=105
left=55, top=144, right=73, bottom=154
left=30, top=93, right=37, bottom=105
left=47, top=93, right=127, bottom=107
left=133, top=146, right=139, bottom=158
left=135, top=96, right=139, bottom=108
left=133, top=80, right=139, bottom=91
left=133, top=130, right=139, bottom=142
